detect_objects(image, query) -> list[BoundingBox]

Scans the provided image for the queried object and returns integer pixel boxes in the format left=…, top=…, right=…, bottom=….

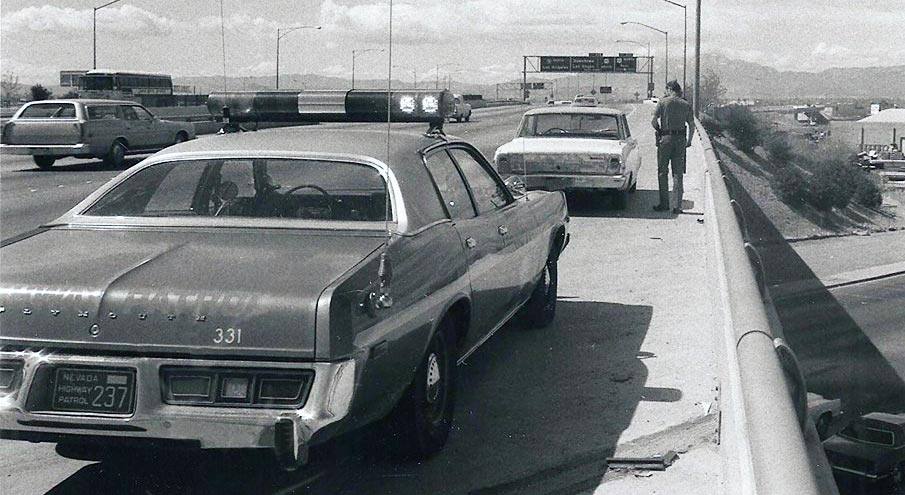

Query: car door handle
left=498, top=225, right=509, bottom=236
left=465, top=237, right=477, bottom=249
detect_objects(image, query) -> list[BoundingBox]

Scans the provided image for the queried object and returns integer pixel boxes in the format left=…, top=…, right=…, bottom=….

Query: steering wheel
left=542, top=127, right=568, bottom=135
left=284, top=184, right=335, bottom=218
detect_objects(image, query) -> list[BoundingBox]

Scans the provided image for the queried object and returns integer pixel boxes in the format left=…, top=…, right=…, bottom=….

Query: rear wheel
left=388, top=318, right=457, bottom=459
left=464, top=112, right=471, bottom=122
left=33, top=156, right=55, bottom=170
left=174, top=131, right=188, bottom=145
left=525, top=260, right=558, bottom=328
left=104, top=140, right=127, bottom=167
left=628, top=175, right=638, bottom=193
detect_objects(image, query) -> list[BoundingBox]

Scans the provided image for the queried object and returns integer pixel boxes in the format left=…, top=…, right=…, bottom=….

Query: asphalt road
left=0, top=103, right=672, bottom=495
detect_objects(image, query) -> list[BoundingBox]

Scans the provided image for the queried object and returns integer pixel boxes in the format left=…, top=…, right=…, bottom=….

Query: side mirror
left=503, top=175, right=527, bottom=196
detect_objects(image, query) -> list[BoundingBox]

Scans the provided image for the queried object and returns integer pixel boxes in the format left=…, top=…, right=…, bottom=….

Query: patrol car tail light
left=605, top=156, right=623, bottom=175
left=207, top=89, right=455, bottom=124
left=0, top=360, right=24, bottom=395
left=161, top=367, right=313, bottom=408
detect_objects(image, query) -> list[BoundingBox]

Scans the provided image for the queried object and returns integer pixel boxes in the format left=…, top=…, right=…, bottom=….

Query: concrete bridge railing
left=698, top=119, right=839, bottom=495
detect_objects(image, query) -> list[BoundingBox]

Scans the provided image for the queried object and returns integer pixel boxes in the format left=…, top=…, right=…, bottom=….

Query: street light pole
left=93, top=0, right=124, bottom=70
left=661, top=0, right=688, bottom=94
left=621, top=21, right=668, bottom=92
left=694, top=0, right=701, bottom=116
left=276, top=25, right=322, bottom=90
left=352, top=48, right=383, bottom=89
left=616, top=39, right=652, bottom=98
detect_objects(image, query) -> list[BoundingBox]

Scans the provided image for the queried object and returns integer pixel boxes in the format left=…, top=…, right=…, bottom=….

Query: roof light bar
left=207, top=89, right=454, bottom=124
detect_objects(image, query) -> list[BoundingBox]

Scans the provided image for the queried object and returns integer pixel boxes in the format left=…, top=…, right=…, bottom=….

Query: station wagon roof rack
left=209, top=89, right=455, bottom=133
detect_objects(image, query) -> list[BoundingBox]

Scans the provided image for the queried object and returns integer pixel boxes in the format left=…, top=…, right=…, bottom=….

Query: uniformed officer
left=651, top=80, right=695, bottom=213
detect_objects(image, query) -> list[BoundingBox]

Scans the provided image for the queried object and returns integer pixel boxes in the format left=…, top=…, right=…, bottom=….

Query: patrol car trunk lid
left=0, top=227, right=384, bottom=359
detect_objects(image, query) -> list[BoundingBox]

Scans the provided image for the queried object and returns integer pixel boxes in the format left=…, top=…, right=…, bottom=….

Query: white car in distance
left=494, top=106, right=641, bottom=209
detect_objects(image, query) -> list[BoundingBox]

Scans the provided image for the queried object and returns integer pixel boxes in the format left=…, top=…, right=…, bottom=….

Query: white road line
left=271, top=471, right=326, bottom=495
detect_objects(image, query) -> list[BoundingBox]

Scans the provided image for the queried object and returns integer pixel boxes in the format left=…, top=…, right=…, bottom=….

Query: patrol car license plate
left=52, top=368, right=136, bottom=414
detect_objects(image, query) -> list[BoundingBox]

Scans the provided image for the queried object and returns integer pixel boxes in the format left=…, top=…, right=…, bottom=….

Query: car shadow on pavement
left=42, top=301, right=659, bottom=495
left=566, top=190, right=679, bottom=220
left=721, top=165, right=905, bottom=417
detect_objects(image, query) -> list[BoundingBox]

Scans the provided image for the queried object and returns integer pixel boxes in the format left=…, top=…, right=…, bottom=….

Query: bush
left=853, top=174, right=883, bottom=208
left=723, top=106, right=762, bottom=153
left=764, top=132, right=794, bottom=164
left=700, top=112, right=724, bottom=138
left=808, top=163, right=857, bottom=211
left=771, top=166, right=808, bottom=207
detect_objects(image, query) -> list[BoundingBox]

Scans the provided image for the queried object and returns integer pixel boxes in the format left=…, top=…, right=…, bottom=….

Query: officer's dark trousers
left=656, top=135, right=686, bottom=209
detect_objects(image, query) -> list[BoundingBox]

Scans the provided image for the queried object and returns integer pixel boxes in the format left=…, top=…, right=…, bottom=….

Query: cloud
left=811, top=42, right=852, bottom=57
left=1, top=5, right=176, bottom=36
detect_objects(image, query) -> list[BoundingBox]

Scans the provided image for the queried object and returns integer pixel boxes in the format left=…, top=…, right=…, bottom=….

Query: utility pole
left=694, top=0, right=701, bottom=116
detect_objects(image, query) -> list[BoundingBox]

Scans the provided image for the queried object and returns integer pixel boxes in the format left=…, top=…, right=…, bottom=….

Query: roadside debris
left=606, top=450, right=679, bottom=471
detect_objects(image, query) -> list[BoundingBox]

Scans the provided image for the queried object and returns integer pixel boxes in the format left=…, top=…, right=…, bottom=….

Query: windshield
left=83, top=158, right=389, bottom=221
left=839, top=422, right=897, bottom=447
left=518, top=113, right=621, bottom=139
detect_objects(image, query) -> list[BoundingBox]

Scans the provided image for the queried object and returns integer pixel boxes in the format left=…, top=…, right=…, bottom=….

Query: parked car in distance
left=0, top=89, right=569, bottom=471
left=494, top=106, right=641, bottom=209
left=571, top=96, right=598, bottom=107
left=823, top=412, right=905, bottom=484
left=450, top=94, right=472, bottom=122
left=807, top=392, right=843, bottom=439
left=643, top=97, right=660, bottom=104
left=0, top=99, right=195, bottom=170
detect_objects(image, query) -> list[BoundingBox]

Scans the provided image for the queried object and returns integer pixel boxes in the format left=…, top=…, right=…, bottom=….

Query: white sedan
left=493, top=106, right=641, bottom=209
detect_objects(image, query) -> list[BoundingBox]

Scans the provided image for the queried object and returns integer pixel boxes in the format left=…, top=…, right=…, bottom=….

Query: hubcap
left=426, top=352, right=441, bottom=403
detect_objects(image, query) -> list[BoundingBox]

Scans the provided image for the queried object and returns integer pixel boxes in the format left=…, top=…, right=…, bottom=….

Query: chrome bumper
left=0, top=350, right=357, bottom=462
left=0, top=143, right=91, bottom=156
left=523, top=173, right=629, bottom=191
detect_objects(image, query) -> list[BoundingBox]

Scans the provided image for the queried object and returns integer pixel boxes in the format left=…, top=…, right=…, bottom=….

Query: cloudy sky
left=2, top=0, right=903, bottom=86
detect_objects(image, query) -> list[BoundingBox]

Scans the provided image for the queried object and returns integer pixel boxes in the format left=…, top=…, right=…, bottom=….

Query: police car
left=0, top=89, right=569, bottom=469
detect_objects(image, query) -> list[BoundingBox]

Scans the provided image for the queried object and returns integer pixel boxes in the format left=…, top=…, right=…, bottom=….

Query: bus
left=78, top=70, right=174, bottom=107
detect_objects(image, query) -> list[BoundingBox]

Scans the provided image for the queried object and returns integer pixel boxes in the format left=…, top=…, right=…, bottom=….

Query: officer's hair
left=667, top=80, right=682, bottom=95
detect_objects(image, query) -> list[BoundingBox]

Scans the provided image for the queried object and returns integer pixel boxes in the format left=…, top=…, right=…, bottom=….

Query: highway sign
left=599, top=86, right=613, bottom=94
left=540, top=56, right=571, bottom=72
left=537, top=55, right=636, bottom=73
left=618, top=53, right=634, bottom=58
left=571, top=56, right=599, bottom=72
left=615, top=57, right=637, bottom=72
left=599, top=57, right=616, bottom=72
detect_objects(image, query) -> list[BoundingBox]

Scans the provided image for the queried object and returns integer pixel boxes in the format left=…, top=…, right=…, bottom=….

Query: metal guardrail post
left=698, top=118, right=838, bottom=495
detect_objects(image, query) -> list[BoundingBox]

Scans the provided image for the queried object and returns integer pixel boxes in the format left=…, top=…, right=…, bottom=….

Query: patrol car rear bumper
left=0, top=350, right=357, bottom=466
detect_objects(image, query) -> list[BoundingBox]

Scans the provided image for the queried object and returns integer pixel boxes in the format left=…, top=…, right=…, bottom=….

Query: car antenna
left=376, top=0, right=395, bottom=310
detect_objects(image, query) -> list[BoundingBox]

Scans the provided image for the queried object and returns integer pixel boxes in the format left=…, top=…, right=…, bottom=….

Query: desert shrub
left=764, top=131, right=794, bottom=164
left=853, top=174, right=883, bottom=208
left=771, top=166, right=808, bottom=207
left=723, top=105, right=762, bottom=153
left=699, top=112, right=724, bottom=138
left=808, top=163, right=857, bottom=210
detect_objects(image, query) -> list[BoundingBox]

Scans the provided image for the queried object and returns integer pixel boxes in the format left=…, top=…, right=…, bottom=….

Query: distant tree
left=1, top=71, right=23, bottom=105
left=633, top=91, right=640, bottom=101
left=699, top=69, right=727, bottom=113
left=29, top=84, right=53, bottom=101
left=61, top=90, right=80, bottom=99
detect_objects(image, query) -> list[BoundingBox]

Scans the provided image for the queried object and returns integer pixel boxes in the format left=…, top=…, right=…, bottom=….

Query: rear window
left=83, top=158, right=390, bottom=222
left=18, top=103, right=77, bottom=119
left=518, top=113, right=621, bottom=139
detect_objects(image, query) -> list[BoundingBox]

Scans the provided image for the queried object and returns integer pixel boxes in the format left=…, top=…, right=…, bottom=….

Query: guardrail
left=698, top=119, right=839, bottom=495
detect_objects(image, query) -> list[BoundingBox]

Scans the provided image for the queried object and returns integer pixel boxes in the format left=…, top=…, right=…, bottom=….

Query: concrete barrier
left=698, top=119, right=839, bottom=495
